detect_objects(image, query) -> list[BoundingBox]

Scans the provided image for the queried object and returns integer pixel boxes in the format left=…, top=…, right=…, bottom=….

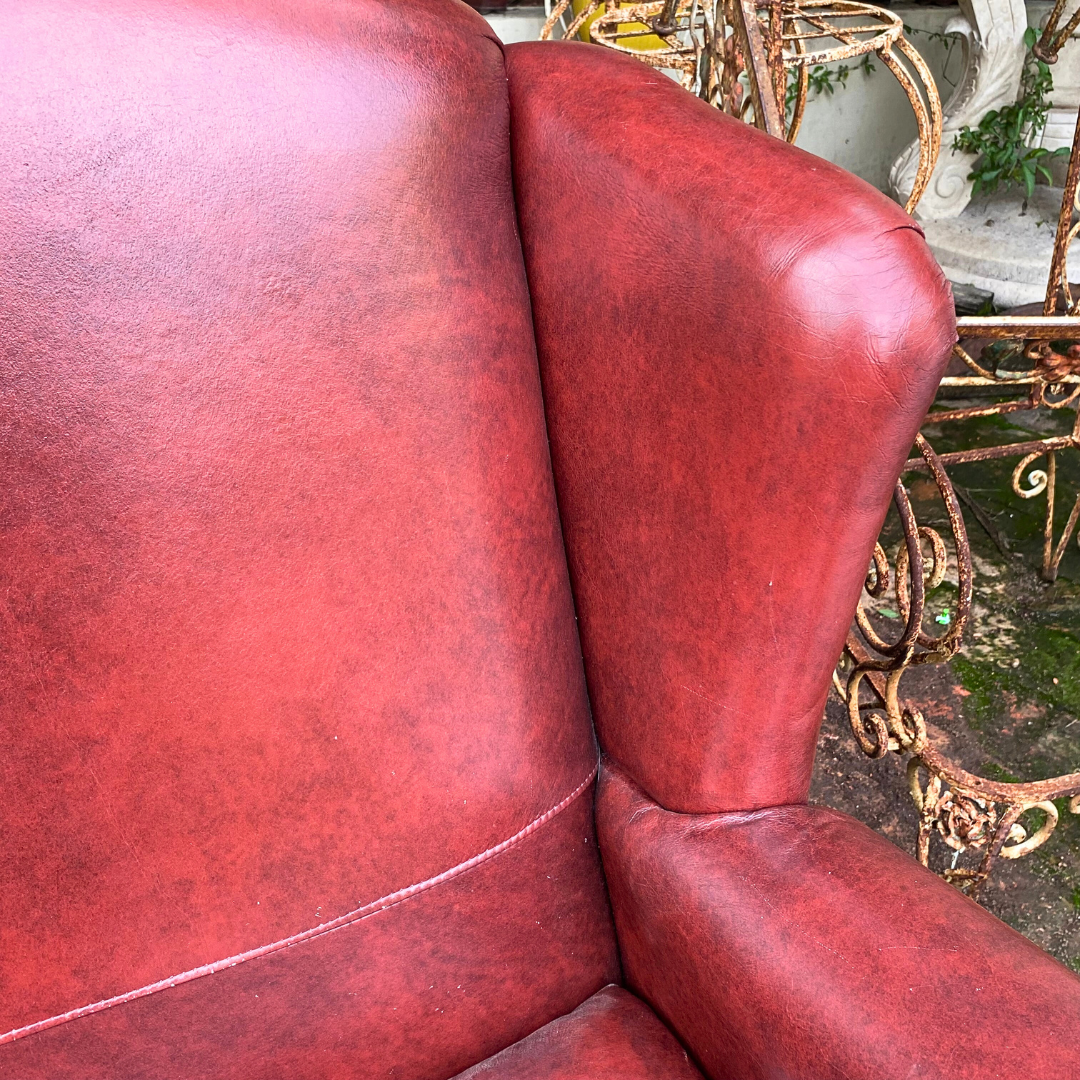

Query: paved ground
left=809, top=397, right=1080, bottom=970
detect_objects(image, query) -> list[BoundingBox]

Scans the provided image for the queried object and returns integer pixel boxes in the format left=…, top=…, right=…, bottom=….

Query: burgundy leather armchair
left=2, top=1, right=1078, bottom=1077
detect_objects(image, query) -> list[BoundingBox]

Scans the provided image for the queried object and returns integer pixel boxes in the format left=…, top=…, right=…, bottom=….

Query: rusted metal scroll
left=838, top=437, right=1080, bottom=896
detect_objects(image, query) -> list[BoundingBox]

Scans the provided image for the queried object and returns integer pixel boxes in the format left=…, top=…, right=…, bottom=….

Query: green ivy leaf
left=955, top=41, right=1061, bottom=198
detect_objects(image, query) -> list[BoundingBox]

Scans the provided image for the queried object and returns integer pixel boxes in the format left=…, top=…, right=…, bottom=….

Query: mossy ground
left=810, top=399, right=1080, bottom=969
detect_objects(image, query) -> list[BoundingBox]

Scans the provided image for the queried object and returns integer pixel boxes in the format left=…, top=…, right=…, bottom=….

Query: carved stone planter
left=898, top=3, right=1080, bottom=307
left=891, top=0, right=1029, bottom=220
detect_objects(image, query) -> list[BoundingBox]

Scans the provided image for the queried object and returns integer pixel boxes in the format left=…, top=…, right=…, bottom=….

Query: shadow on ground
left=810, top=399, right=1080, bottom=970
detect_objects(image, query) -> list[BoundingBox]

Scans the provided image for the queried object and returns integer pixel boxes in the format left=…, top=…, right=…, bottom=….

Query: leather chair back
left=0, top=3, right=617, bottom=1076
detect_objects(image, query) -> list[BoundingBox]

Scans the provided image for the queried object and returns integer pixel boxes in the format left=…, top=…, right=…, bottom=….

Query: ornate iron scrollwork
left=838, top=435, right=1080, bottom=896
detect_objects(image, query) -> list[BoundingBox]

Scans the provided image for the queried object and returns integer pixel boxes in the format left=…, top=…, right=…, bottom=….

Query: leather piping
left=0, top=764, right=599, bottom=1047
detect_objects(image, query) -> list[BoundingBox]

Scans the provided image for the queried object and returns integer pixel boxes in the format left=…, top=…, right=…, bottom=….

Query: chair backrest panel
left=0, top=3, right=614, bottom=1073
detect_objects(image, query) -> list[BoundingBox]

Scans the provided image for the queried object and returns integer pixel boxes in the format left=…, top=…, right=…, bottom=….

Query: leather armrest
left=596, top=759, right=1080, bottom=1079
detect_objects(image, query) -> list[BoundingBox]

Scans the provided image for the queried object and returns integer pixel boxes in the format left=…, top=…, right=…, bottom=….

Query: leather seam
left=0, top=763, right=599, bottom=1047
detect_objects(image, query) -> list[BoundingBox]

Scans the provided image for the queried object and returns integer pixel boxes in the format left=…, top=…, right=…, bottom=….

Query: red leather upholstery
left=598, top=759, right=1080, bottom=1080
left=8, top=792, right=615, bottom=1078
left=505, top=40, right=956, bottom=814
left=0, top=2, right=615, bottom=1075
left=454, top=986, right=704, bottom=1079
left=2, top=3, right=1075, bottom=1078
left=504, top=40, right=1078, bottom=1079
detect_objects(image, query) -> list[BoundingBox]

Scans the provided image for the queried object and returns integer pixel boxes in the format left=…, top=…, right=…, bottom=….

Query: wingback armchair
left=2, top=1, right=1078, bottom=1077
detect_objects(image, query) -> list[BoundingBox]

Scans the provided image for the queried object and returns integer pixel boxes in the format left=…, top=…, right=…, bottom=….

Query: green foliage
left=904, top=25, right=964, bottom=89
left=905, top=26, right=956, bottom=47
left=953, top=27, right=1071, bottom=200
left=785, top=55, right=874, bottom=116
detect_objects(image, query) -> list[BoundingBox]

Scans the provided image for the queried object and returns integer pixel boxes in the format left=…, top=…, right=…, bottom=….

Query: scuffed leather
left=455, top=985, right=704, bottom=1079
left=506, top=41, right=957, bottom=814
left=597, top=759, right=1080, bottom=1080
left=0, top=0, right=614, bottom=1067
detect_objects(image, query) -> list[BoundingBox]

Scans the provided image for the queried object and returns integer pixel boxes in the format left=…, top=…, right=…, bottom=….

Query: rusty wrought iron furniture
left=540, top=0, right=941, bottom=213
left=838, top=4, right=1080, bottom=897
left=839, top=438, right=1080, bottom=894
left=2, top=1, right=1079, bottom=1077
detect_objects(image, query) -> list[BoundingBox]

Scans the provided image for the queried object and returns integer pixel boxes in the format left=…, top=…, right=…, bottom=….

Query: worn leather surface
left=507, top=41, right=957, bottom=813
left=597, top=759, right=1080, bottom=1080
left=4, top=786, right=619, bottom=1080
left=0, top=0, right=615, bottom=1068
left=455, top=985, right=703, bottom=1079
left=7, top=2, right=1069, bottom=1076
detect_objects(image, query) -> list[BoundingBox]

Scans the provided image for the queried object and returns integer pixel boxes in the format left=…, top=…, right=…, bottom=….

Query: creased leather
left=506, top=40, right=957, bottom=814
left=597, top=759, right=1080, bottom=1080
left=454, top=985, right=704, bottom=1079
left=0, top=0, right=615, bottom=1068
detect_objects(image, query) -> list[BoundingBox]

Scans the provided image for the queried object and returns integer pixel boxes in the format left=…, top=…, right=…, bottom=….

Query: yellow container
left=570, top=0, right=666, bottom=52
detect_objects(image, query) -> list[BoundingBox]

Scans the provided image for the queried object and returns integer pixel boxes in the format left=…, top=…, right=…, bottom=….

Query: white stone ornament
left=890, top=0, right=1028, bottom=219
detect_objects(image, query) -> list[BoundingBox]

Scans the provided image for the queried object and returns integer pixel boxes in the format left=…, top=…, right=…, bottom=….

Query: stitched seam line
left=0, top=764, right=598, bottom=1047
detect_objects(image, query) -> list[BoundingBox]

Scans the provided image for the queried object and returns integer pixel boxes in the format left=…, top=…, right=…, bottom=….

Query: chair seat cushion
left=453, top=985, right=704, bottom=1079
